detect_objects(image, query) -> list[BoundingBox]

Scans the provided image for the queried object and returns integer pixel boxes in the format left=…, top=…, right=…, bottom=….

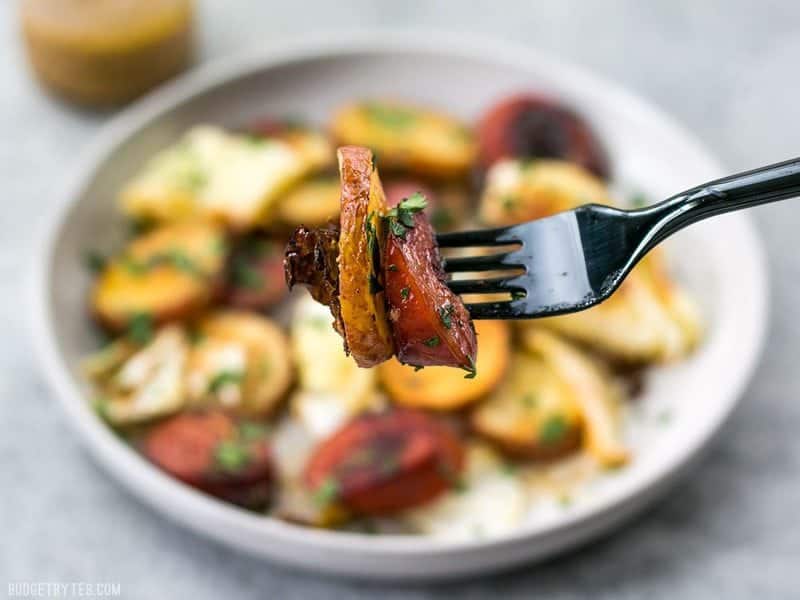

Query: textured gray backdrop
left=2, top=1, right=799, bottom=598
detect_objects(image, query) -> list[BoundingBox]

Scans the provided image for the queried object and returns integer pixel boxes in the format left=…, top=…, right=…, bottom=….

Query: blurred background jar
left=20, top=0, right=195, bottom=107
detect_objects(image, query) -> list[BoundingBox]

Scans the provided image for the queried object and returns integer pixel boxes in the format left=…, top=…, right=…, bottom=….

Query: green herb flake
left=364, top=103, right=417, bottom=130
left=540, top=415, right=568, bottom=445
left=165, top=248, right=201, bottom=276
left=413, top=365, right=424, bottom=372
left=388, top=218, right=408, bottom=239
left=233, top=260, right=264, bottom=290
left=387, top=264, right=398, bottom=272
left=127, top=312, right=153, bottom=345
left=208, top=370, right=244, bottom=394
left=239, top=422, right=270, bottom=442
left=385, top=193, right=428, bottom=240
left=438, top=304, right=454, bottom=329
left=83, top=250, right=106, bottom=273
left=501, top=195, right=517, bottom=211
left=630, top=192, right=649, bottom=208
left=511, top=290, right=526, bottom=300
left=313, top=477, right=340, bottom=507
left=400, top=287, right=410, bottom=300
left=120, top=256, right=148, bottom=276
left=463, top=355, right=477, bottom=379
left=214, top=441, right=250, bottom=472
left=521, top=393, right=538, bottom=408
left=182, top=169, right=208, bottom=191
left=423, top=336, right=440, bottom=348
left=501, top=462, right=518, bottom=476
left=92, top=397, right=111, bottom=423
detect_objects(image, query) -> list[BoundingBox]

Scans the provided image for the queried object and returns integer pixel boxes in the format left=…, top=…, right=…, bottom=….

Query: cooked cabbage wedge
left=89, top=325, right=189, bottom=426
left=92, top=221, right=226, bottom=331
left=331, top=101, right=476, bottom=179
left=289, top=295, right=381, bottom=439
left=185, top=311, right=292, bottom=416
left=402, top=443, right=528, bottom=540
left=378, top=320, right=510, bottom=411
left=471, top=351, right=583, bottom=460
left=521, top=329, right=629, bottom=468
left=479, top=158, right=611, bottom=226
left=120, top=125, right=332, bottom=228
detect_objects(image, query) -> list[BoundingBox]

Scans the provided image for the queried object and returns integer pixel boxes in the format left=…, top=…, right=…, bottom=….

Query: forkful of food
left=286, top=145, right=800, bottom=372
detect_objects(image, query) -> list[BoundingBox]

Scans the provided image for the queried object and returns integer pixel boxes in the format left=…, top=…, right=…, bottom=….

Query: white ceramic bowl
left=30, top=31, right=768, bottom=580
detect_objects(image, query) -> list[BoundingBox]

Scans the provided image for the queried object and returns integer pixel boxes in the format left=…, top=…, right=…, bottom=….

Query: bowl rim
left=29, top=29, right=769, bottom=559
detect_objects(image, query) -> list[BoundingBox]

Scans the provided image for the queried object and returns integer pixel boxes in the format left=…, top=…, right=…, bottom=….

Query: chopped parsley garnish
left=510, top=290, right=526, bottom=300
left=239, top=421, right=270, bottom=442
left=313, top=477, right=340, bottom=507
left=521, top=393, right=538, bottom=408
left=463, top=355, right=477, bottom=379
left=164, top=248, right=201, bottom=276
left=423, top=336, right=440, bottom=347
left=501, top=195, right=517, bottom=211
left=92, top=397, right=111, bottom=423
left=120, top=256, right=148, bottom=276
left=83, top=250, right=106, bottom=273
left=385, top=193, right=428, bottom=240
left=214, top=441, right=250, bottom=472
left=126, top=312, right=153, bottom=345
left=438, top=304, right=454, bottom=329
left=120, top=249, right=202, bottom=278
left=400, top=287, right=410, bottom=300
left=181, top=169, right=208, bottom=191
left=365, top=213, right=383, bottom=292
left=208, top=370, right=244, bottom=394
left=364, top=103, right=417, bottom=130
left=233, top=259, right=264, bottom=290
left=501, top=462, right=518, bottom=476
left=540, top=415, right=568, bottom=445
left=629, top=192, right=649, bottom=208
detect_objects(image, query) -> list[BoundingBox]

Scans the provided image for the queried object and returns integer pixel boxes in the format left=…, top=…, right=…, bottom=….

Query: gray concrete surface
left=2, top=1, right=799, bottom=597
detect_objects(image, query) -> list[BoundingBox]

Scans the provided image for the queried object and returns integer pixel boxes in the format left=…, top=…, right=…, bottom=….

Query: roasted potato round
left=304, top=410, right=465, bottom=515
left=94, top=325, right=189, bottom=426
left=224, top=234, right=288, bottom=311
left=521, top=328, right=629, bottom=468
left=471, top=351, right=582, bottom=460
left=477, top=94, right=610, bottom=179
left=331, top=101, right=476, bottom=179
left=92, top=221, right=227, bottom=332
left=275, top=176, right=341, bottom=228
left=479, top=159, right=611, bottom=227
left=141, top=410, right=273, bottom=508
left=185, top=311, right=292, bottom=416
left=336, top=146, right=395, bottom=367
left=379, top=320, right=510, bottom=411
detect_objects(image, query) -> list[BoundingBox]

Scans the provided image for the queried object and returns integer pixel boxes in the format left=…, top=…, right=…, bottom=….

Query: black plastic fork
left=438, top=157, right=800, bottom=319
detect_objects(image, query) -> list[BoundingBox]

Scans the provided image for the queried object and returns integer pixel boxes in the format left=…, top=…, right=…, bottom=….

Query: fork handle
left=639, top=156, right=800, bottom=250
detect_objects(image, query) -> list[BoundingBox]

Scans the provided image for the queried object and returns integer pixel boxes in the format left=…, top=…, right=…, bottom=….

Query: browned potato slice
left=379, top=320, right=510, bottom=411
left=185, top=311, right=292, bottom=416
left=522, top=329, right=629, bottom=468
left=530, top=250, right=701, bottom=364
left=275, top=176, right=341, bottom=227
left=331, top=101, right=476, bottom=179
left=471, top=351, right=583, bottom=460
left=479, top=159, right=610, bottom=226
left=336, top=146, right=395, bottom=367
left=92, top=221, right=226, bottom=332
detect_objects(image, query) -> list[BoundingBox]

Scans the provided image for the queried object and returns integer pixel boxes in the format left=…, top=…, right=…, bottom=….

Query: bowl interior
left=36, top=35, right=767, bottom=578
